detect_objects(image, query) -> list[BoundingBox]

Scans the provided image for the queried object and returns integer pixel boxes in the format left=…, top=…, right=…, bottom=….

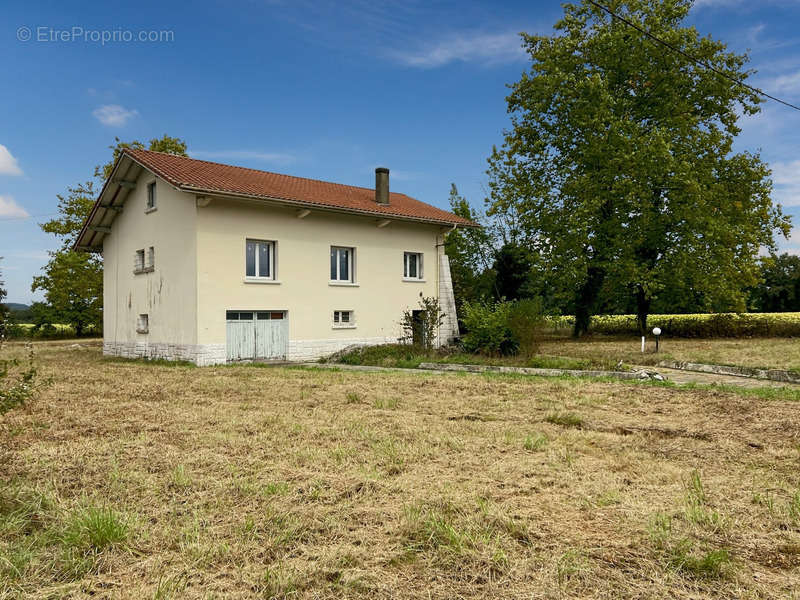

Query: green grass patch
left=545, top=412, right=585, bottom=429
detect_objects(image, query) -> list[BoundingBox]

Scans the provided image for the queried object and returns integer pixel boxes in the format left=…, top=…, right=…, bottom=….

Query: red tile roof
left=125, top=149, right=478, bottom=227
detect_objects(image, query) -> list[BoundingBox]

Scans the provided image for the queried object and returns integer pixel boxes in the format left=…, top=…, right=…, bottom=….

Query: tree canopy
left=749, top=253, right=800, bottom=312
left=486, top=0, right=791, bottom=335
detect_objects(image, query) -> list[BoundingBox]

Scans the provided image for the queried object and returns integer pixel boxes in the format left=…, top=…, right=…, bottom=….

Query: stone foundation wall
left=103, top=341, right=226, bottom=366
left=104, top=336, right=397, bottom=365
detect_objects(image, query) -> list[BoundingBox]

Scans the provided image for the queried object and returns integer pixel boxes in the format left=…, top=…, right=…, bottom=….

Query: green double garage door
left=226, top=311, right=288, bottom=361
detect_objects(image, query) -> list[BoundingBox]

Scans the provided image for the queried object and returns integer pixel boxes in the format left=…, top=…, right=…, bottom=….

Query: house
left=74, top=149, right=476, bottom=365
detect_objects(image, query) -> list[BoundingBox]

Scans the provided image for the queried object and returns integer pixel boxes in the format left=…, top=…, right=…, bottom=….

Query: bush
left=1, top=343, right=41, bottom=416
left=545, top=312, right=800, bottom=338
left=507, top=298, right=547, bottom=357
left=461, top=301, right=517, bottom=355
left=461, top=299, right=548, bottom=356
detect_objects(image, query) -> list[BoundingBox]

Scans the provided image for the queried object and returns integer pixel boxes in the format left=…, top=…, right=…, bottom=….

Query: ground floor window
left=333, top=310, right=354, bottom=328
left=136, top=314, right=149, bottom=334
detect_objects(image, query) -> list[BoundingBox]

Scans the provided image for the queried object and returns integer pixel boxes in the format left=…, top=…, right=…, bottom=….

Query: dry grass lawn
left=539, top=336, right=800, bottom=372
left=2, top=341, right=800, bottom=598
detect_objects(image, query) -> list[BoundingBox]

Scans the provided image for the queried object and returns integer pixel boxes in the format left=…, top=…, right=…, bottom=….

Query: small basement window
left=333, top=310, right=355, bottom=328
left=146, top=182, right=156, bottom=210
left=136, top=314, right=149, bottom=334
left=404, top=252, right=423, bottom=280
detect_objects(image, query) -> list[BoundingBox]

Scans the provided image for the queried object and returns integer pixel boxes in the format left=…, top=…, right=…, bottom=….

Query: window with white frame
left=245, top=239, right=275, bottom=280
left=330, top=246, right=354, bottom=283
left=333, top=310, right=354, bottom=327
left=146, top=182, right=156, bottom=210
left=136, top=314, right=149, bottom=334
left=404, top=252, right=423, bottom=280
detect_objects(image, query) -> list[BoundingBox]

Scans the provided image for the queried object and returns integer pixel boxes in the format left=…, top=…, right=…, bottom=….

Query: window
left=330, top=246, right=354, bottom=283
left=404, top=252, right=423, bottom=280
left=227, top=311, right=284, bottom=320
left=333, top=310, right=354, bottom=328
left=136, top=314, right=149, bottom=334
left=135, top=249, right=145, bottom=271
left=134, top=247, right=154, bottom=274
left=146, top=182, right=156, bottom=210
left=245, top=240, right=275, bottom=280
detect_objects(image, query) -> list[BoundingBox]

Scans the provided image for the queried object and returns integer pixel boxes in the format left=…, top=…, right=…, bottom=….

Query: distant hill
left=5, top=303, right=30, bottom=311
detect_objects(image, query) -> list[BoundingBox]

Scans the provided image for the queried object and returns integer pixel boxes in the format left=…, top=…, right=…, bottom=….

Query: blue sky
left=2, top=0, right=799, bottom=304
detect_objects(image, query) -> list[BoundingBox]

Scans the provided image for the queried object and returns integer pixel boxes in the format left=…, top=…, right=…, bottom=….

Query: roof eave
left=177, top=183, right=480, bottom=228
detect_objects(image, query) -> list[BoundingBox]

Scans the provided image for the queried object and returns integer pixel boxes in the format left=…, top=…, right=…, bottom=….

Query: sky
left=2, top=0, right=800, bottom=304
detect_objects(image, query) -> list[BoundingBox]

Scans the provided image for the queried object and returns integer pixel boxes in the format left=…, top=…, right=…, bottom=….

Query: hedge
left=1, top=323, right=102, bottom=340
left=548, top=313, right=800, bottom=338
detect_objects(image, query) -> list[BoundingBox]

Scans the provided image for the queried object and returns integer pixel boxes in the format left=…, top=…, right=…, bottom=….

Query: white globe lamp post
left=652, top=327, right=662, bottom=352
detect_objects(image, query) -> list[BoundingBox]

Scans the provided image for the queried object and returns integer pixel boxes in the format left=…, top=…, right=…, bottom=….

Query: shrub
left=399, top=295, right=445, bottom=350
left=461, top=298, right=547, bottom=356
left=0, top=342, right=42, bottom=416
left=461, top=301, right=517, bottom=355
left=507, top=298, right=547, bottom=357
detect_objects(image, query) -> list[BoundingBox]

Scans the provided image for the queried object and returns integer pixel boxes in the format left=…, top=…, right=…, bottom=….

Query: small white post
left=641, top=336, right=646, bottom=353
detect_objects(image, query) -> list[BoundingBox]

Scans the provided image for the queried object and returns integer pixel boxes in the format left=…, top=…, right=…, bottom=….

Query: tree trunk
left=573, top=265, right=606, bottom=337
left=635, top=285, right=650, bottom=337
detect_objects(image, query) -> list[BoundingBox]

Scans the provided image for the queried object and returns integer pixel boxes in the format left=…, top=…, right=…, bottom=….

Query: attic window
left=146, top=182, right=156, bottom=211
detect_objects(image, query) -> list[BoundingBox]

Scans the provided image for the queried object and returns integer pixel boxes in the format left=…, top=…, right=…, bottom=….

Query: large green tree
left=443, top=184, right=496, bottom=316
left=749, top=253, right=800, bottom=312
left=487, top=0, right=791, bottom=336
left=32, top=135, right=188, bottom=334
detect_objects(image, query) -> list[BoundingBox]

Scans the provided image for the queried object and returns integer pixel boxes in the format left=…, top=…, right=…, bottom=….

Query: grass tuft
left=545, top=412, right=585, bottom=429
left=522, top=432, right=548, bottom=451
left=61, top=505, right=130, bottom=552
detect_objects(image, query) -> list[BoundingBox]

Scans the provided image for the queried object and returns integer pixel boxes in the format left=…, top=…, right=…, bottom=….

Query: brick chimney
left=375, top=167, right=389, bottom=205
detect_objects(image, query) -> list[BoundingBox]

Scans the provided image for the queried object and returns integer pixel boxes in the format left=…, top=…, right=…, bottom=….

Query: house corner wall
left=438, top=251, right=459, bottom=346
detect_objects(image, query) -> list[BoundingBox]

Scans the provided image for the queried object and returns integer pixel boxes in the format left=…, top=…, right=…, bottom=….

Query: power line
left=586, top=0, right=800, bottom=112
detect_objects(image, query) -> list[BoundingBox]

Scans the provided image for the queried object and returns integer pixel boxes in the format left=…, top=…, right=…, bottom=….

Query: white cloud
left=693, top=0, right=743, bottom=7
left=0, top=145, right=23, bottom=176
left=0, top=195, right=29, bottom=218
left=771, top=70, right=800, bottom=95
left=190, top=150, right=296, bottom=166
left=389, top=30, right=526, bottom=68
left=92, top=104, right=139, bottom=127
left=771, top=160, right=800, bottom=207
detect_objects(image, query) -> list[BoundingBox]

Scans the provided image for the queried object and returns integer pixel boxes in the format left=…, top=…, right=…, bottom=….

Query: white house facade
left=74, top=149, right=474, bottom=365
